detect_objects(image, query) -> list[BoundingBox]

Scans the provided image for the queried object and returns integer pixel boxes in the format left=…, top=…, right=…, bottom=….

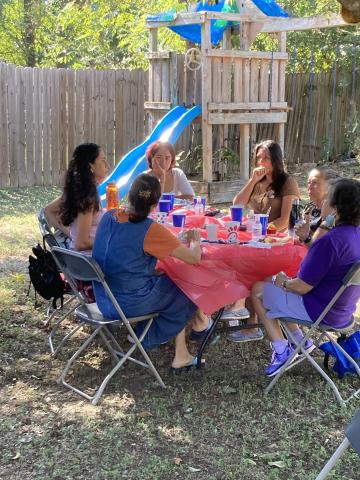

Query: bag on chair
left=28, top=242, right=65, bottom=308
left=320, top=330, right=360, bottom=378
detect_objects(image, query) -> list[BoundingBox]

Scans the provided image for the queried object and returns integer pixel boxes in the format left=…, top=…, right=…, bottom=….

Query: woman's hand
left=295, top=213, right=310, bottom=242
left=251, top=166, right=266, bottom=183
left=273, top=271, right=289, bottom=288
left=186, top=228, right=200, bottom=243
left=152, top=157, right=166, bottom=179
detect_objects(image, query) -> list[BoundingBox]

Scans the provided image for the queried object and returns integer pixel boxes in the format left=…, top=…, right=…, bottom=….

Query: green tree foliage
left=0, top=0, right=359, bottom=71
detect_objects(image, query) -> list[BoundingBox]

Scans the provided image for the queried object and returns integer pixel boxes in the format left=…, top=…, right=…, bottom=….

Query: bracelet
left=271, top=274, right=277, bottom=284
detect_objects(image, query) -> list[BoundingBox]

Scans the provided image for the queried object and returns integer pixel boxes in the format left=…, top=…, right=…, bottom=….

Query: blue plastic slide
left=98, top=105, right=201, bottom=204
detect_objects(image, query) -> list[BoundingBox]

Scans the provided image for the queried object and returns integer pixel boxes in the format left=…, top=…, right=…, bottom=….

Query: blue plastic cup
left=162, top=193, right=175, bottom=210
left=230, top=205, right=243, bottom=224
left=258, top=214, right=269, bottom=236
left=159, top=199, right=171, bottom=213
left=172, top=213, right=186, bottom=228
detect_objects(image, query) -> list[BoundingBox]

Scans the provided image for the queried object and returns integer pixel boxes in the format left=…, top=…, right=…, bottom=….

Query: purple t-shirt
left=298, top=225, right=360, bottom=328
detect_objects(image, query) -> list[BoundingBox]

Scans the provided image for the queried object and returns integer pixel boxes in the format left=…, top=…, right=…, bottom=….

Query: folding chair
left=38, top=208, right=70, bottom=249
left=37, top=233, right=80, bottom=357
left=51, top=246, right=165, bottom=404
left=265, top=262, right=360, bottom=407
left=315, top=409, right=360, bottom=479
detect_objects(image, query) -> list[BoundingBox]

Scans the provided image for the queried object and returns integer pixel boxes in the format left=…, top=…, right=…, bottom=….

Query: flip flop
left=189, top=317, right=214, bottom=341
left=170, top=356, right=205, bottom=374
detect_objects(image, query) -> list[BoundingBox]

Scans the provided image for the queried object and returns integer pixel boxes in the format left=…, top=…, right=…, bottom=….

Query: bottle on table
left=252, top=215, right=262, bottom=241
left=288, top=198, right=301, bottom=239
left=246, top=209, right=255, bottom=233
left=106, top=182, right=119, bottom=210
left=194, top=195, right=204, bottom=215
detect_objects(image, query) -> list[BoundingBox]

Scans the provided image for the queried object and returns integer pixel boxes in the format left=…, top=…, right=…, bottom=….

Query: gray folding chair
left=39, top=233, right=81, bottom=356
left=315, top=409, right=360, bottom=479
left=265, top=262, right=360, bottom=407
left=51, top=246, right=165, bottom=404
left=38, top=208, right=70, bottom=249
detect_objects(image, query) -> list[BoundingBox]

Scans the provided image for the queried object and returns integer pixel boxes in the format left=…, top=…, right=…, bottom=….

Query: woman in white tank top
left=145, top=141, right=195, bottom=201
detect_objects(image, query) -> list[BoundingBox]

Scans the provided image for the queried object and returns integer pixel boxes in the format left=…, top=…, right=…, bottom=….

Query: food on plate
left=266, top=222, right=277, bottom=234
left=263, top=236, right=291, bottom=245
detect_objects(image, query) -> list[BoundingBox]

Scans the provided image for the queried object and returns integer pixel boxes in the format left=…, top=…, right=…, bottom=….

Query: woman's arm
left=173, top=169, right=195, bottom=201
left=73, top=210, right=95, bottom=251
left=44, top=197, right=70, bottom=237
left=170, top=229, right=201, bottom=265
left=274, top=272, right=313, bottom=295
left=150, top=159, right=166, bottom=194
left=271, top=194, right=298, bottom=231
left=233, top=167, right=265, bottom=205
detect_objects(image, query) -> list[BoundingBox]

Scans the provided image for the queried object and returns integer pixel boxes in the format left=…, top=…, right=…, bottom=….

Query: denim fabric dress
left=92, top=210, right=197, bottom=349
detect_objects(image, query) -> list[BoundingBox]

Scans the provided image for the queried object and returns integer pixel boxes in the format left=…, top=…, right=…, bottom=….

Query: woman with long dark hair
left=44, top=143, right=109, bottom=252
left=233, top=140, right=300, bottom=231
left=92, top=173, right=209, bottom=371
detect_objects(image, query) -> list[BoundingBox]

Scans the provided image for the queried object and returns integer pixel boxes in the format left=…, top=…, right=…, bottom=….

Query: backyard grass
left=0, top=181, right=359, bottom=480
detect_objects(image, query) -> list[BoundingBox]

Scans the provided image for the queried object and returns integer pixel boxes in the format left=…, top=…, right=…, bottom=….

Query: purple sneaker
left=291, top=338, right=316, bottom=355
left=265, top=345, right=298, bottom=377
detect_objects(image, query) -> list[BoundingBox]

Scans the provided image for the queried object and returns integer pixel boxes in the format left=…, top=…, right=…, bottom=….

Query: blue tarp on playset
left=147, top=1, right=289, bottom=46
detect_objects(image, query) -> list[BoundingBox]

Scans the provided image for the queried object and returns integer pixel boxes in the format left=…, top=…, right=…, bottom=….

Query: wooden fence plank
left=58, top=69, right=68, bottom=182
left=0, top=63, right=10, bottom=187
left=107, top=69, right=115, bottom=166
left=42, top=69, right=52, bottom=186
left=25, top=67, right=35, bottom=186
left=67, top=68, right=75, bottom=161
left=33, top=67, right=43, bottom=185
left=51, top=69, right=60, bottom=185
left=7, top=64, right=18, bottom=186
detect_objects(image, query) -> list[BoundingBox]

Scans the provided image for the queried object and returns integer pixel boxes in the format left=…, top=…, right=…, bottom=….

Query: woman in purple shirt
left=251, top=178, right=360, bottom=377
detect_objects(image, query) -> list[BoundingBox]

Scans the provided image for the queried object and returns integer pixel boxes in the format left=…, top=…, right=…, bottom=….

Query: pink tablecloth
left=159, top=242, right=307, bottom=314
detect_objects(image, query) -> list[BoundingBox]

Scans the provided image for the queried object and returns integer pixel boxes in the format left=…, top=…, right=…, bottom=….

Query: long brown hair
left=254, top=140, right=288, bottom=196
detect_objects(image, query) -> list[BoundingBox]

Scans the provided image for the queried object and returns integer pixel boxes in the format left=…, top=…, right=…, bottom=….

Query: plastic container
left=194, top=195, right=204, bottom=215
left=230, top=205, right=243, bottom=223
left=246, top=209, right=255, bottom=233
left=106, top=182, right=119, bottom=210
left=252, top=216, right=263, bottom=241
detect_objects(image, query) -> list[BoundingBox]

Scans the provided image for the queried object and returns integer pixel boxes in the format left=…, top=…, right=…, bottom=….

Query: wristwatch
left=303, top=234, right=312, bottom=244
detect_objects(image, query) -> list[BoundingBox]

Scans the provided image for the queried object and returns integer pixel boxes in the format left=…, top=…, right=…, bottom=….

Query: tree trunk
left=337, top=0, right=360, bottom=23
left=23, top=0, right=37, bottom=67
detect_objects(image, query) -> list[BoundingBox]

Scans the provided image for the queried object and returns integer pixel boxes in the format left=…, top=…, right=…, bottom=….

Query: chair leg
left=315, top=437, right=350, bottom=480
left=266, top=325, right=347, bottom=407
left=91, top=320, right=165, bottom=405
left=48, top=301, right=81, bottom=355
left=59, top=326, right=104, bottom=402
left=196, top=308, right=224, bottom=368
left=43, top=296, right=77, bottom=327
left=59, top=318, right=165, bottom=404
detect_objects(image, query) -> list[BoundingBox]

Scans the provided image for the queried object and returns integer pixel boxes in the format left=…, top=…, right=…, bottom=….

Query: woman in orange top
left=92, top=173, right=209, bottom=371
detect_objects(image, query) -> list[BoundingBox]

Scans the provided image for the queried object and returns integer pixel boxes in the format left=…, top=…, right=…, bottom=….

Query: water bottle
left=194, top=195, right=203, bottom=215
left=252, top=215, right=262, bottom=241
left=246, top=209, right=254, bottom=233
left=288, top=199, right=301, bottom=240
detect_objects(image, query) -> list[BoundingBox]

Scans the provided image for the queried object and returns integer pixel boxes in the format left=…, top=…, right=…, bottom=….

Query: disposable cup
left=159, top=199, right=171, bottom=213
left=172, top=213, right=186, bottom=228
left=258, top=214, right=269, bottom=236
left=225, top=221, right=240, bottom=244
left=230, top=205, right=243, bottom=223
left=162, top=193, right=175, bottom=210
left=206, top=224, right=218, bottom=242
left=156, top=212, right=168, bottom=224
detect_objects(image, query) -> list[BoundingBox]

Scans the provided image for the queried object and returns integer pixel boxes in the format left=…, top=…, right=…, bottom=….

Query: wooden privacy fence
left=0, top=60, right=358, bottom=187
left=0, top=62, right=146, bottom=188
